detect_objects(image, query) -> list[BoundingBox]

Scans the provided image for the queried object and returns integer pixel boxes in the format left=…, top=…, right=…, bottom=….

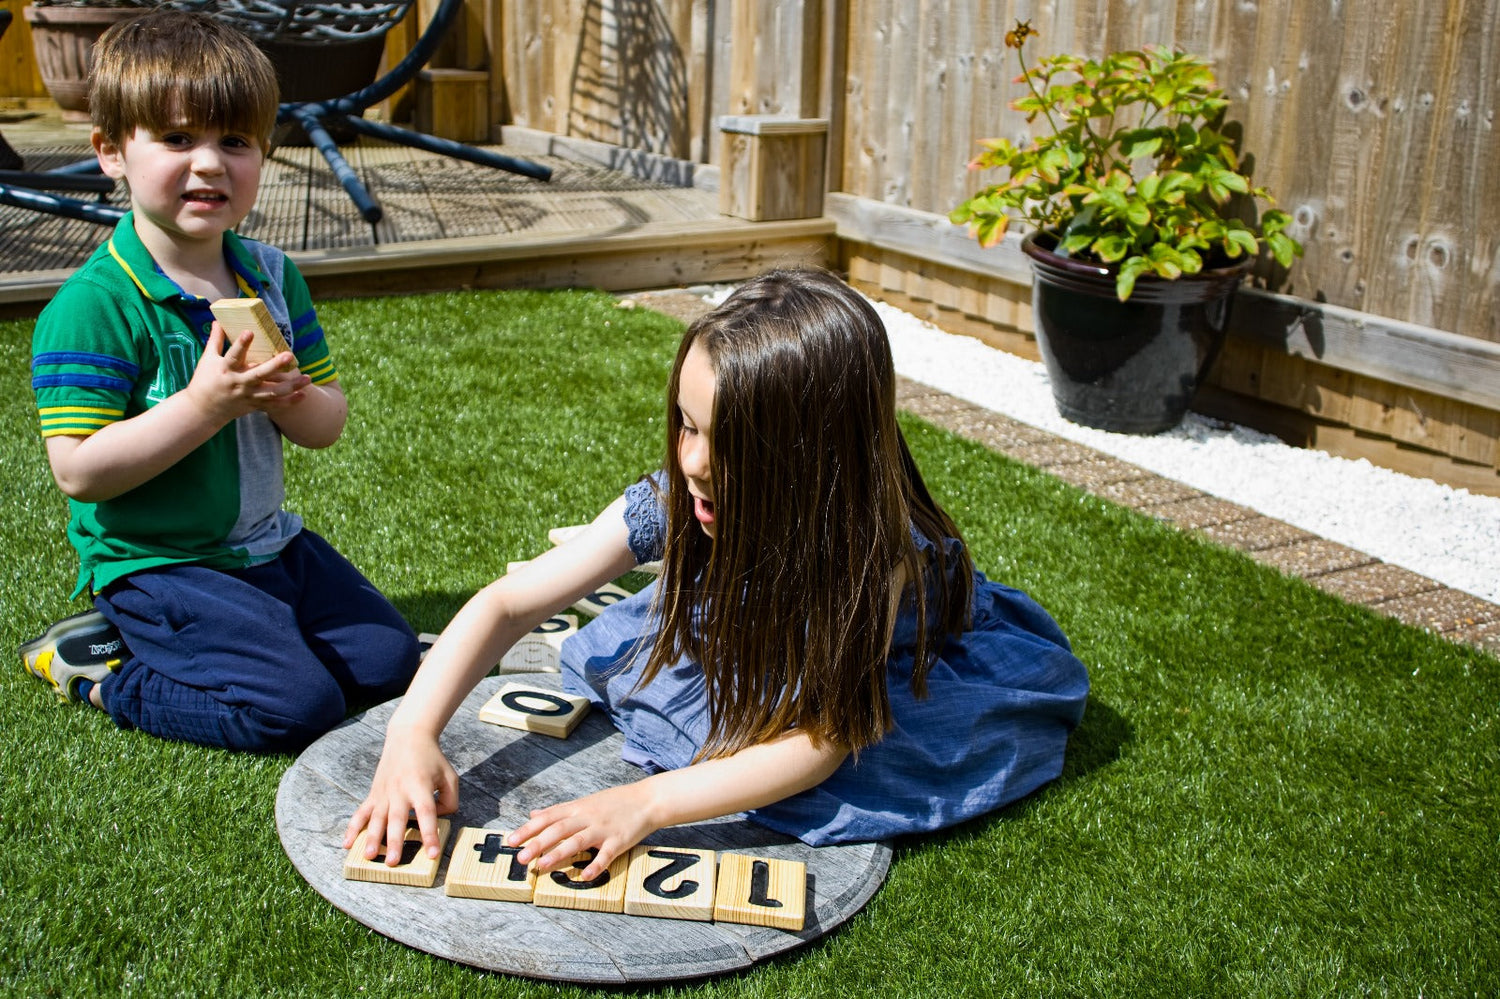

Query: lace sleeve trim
left=623, top=472, right=667, bottom=563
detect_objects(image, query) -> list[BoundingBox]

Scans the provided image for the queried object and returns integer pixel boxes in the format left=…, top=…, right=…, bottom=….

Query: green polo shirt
left=31, top=214, right=339, bottom=596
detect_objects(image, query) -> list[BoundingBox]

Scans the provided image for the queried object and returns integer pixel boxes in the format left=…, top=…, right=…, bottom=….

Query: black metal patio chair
left=0, top=0, right=551, bottom=226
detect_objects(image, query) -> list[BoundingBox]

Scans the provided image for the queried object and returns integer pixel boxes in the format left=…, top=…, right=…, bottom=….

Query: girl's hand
left=342, top=729, right=460, bottom=865
left=507, top=782, right=660, bottom=880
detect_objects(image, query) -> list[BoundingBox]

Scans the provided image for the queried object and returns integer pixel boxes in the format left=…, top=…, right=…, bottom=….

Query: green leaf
left=1225, top=228, right=1259, bottom=258
left=1119, top=129, right=1164, bottom=160
left=1217, top=170, right=1250, bottom=194
left=1117, top=257, right=1151, bottom=300
left=1061, top=232, right=1094, bottom=255
left=975, top=214, right=1010, bottom=248
left=1094, top=233, right=1130, bottom=262
left=1267, top=231, right=1303, bottom=267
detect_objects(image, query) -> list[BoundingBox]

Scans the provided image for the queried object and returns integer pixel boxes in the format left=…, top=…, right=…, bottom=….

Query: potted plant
left=22, top=0, right=149, bottom=122
left=950, top=21, right=1303, bottom=434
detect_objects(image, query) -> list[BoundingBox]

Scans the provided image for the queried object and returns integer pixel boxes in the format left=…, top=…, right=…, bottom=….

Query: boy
left=22, top=10, right=420, bottom=752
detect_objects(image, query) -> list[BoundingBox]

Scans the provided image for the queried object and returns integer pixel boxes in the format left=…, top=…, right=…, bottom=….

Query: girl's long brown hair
left=640, top=269, right=974, bottom=759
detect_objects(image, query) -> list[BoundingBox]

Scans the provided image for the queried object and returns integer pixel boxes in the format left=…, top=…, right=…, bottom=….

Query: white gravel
left=689, top=284, right=1500, bottom=605
left=868, top=299, right=1500, bottom=606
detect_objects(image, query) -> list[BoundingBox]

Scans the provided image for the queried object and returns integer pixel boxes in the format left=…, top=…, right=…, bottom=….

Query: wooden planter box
left=717, top=115, right=827, bottom=222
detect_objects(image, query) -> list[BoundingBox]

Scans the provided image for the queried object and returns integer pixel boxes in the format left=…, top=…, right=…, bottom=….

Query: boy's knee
left=340, top=625, right=421, bottom=703
left=372, top=629, right=422, bottom=693
left=222, top=687, right=346, bottom=753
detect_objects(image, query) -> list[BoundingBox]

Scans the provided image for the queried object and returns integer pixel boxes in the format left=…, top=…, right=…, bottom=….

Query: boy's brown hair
left=89, top=9, right=279, bottom=148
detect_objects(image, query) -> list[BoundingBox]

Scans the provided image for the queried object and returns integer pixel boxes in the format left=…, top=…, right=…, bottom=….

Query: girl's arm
left=343, top=494, right=639, bottom=866
left=508, top=730, right=851, bottom=880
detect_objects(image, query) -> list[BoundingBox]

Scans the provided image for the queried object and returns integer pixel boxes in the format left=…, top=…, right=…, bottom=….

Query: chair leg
left=0, top=131, right=22, bottom=171
left=342, top=116, right=552, bottom=181
left=0, top=183, right=125, bottom=225
left=294, top=110, right=384, bottom=225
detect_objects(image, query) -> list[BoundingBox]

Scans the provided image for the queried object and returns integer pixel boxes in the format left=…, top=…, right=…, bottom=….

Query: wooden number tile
left=343, top=817, right=451, bottom=887
left=497, top=614, right=577, bottom=673
left=478, top=682, right=590, bottom=738
left=712, top=854, right=806, bottom=930
left=623, top=846, right=716, bottom=921
left=571, top=582, right=631, bottom=618
left=445, top=827, right=537, bottom=901
left=209, top=297, right=290, bottom=365
left=547, top=524, right=587, bottom=546
left=532, top=848, right=630, bottom=913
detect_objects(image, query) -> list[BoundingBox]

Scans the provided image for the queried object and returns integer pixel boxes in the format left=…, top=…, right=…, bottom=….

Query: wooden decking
left=0, top=114, right=834, bottom=312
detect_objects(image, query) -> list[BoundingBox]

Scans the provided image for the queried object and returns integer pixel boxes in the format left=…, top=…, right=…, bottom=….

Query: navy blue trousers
left=94, top=531, right=419, bottom=753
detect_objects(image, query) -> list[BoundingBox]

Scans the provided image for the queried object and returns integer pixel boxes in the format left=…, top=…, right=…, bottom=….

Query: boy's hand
left=185, top=323, right=310, bottom=424
left=506, top=782, right=659, bottom=880
left=342, top=729, right=459, bottom=866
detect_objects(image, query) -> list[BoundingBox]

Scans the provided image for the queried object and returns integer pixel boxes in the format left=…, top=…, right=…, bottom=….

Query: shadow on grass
left=389, top=590, right=474, bottom=637
left=1060, top=696, right=1131, bottom=779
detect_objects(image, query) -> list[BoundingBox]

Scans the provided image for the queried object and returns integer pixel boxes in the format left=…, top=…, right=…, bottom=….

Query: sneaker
left=19, top=609, right=128, bottom=703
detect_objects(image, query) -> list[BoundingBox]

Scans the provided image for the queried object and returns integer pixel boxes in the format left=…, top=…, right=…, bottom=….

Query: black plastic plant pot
left=1021, top=231, right=1253, bottom=434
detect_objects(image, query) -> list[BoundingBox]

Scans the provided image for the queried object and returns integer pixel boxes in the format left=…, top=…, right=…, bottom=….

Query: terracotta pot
left=22, top=5, right=147, bottom=122
left=1021, top=230, right=1253, bottom=434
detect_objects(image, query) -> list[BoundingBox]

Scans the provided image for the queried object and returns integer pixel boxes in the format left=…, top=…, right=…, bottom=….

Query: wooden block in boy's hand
left=497, top=613, right=577, bottom=673
left=478, top=682, right=590, bottom=738
left=712, top=854, right=806, bottom=930
left=209, top=297, right=290, bottom=365
left=531, top=847, right=630, bottom=912
left=445, top=827, right=538, bottom=902
left=343, top=817, right=451, bottom=887
left=624, top=846, right=717, bottom=921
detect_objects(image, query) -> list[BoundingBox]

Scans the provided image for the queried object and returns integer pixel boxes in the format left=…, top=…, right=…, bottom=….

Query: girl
left=345, top=269, right=1089, bottom=877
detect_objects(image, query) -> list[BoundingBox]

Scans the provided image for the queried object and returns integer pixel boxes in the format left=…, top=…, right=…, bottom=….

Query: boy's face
left=93, top=122, right=263, bottom=247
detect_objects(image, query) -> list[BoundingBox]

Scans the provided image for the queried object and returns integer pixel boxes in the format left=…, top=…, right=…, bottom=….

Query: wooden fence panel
left=845, top=0, right=1500, bottom=346
left=3, top=0, right=1494, bottom=347
left=0, top=0, right=46, bottom=101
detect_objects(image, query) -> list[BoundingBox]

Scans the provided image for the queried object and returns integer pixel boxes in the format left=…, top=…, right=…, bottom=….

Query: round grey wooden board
left=276, top=673, right=892, bottom=983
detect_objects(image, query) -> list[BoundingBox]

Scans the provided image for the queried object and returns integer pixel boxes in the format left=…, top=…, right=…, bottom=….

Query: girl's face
left=676, top=339, right=718, bottom=537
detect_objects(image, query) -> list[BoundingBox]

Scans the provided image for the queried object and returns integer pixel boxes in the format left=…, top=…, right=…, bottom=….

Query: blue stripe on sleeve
left=31, top=351, right=141, bottom=378
left=292, top=326, right=325, bottom=353
left=32, top=372, right=134, bottom=392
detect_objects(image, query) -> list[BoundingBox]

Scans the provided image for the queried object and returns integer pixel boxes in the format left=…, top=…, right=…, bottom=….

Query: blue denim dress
left=559, top=475, right=1090, bottom=846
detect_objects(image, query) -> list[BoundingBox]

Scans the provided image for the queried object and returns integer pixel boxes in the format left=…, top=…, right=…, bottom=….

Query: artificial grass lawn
left=2, top=288, right=1495, bottom=997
